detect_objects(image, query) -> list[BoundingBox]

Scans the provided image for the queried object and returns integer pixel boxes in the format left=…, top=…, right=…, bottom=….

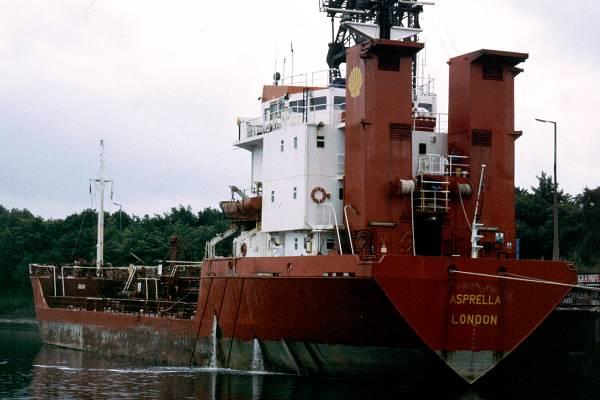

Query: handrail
left=417, top=153, right=471, bottom=177
left=239, top=101, right=346, bottom=140
left=278, top=69, right=344, bottom=87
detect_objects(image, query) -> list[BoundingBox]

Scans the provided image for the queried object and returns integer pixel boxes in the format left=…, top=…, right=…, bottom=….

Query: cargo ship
left=30, top=1, right=577, bottom=385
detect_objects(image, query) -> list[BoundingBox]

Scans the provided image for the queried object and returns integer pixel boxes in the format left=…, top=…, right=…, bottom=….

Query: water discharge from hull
left=209, top=315, right=218, bottom=368
left=251, top=338, right=265, bottom=371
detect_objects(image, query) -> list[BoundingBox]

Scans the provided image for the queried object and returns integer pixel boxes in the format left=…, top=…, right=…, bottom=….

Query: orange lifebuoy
left=310, top=186, right=328, bottom=204
left=240, top=242, right=247, bottom=257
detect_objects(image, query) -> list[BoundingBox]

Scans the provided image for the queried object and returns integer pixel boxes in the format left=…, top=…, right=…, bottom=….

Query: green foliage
left=516, top=173, right=600, bottom=270
left=0, top=205, right=230, bottom=295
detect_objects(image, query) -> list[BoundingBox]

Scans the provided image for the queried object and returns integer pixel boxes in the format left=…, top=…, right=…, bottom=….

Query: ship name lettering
left=450, top=313, right=498, bottom=326
left=449, top=294, right=501, bottom=305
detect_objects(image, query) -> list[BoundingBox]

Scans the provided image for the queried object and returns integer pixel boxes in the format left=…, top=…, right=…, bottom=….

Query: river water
left=0, top=319, right=595, bottom=399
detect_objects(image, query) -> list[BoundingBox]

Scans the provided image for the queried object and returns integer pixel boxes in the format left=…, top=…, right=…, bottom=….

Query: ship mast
left=93, top=140, right=112, bottom=277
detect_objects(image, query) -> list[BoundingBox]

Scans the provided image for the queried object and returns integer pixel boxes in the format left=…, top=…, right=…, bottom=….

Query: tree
left=574, top=188, right=600, bottom=268
left=516, top=172, right=584, bottom=263
left=0, top=205, right=231, bottom=292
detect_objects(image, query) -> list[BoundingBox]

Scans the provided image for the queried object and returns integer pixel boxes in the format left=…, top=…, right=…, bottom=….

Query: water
left=0, top=319, right=597, bottom=399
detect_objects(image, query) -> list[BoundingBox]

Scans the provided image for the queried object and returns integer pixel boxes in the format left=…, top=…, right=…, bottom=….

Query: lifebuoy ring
left=311, top=186, right=328, bottom=204
left=240, top=242, right=247, bottom=257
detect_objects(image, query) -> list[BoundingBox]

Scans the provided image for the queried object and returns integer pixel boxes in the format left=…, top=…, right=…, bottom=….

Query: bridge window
left=271, top=191, right=275, bottom=202
left=293, top=187, right=297, bottom=199
left=294, top=136, right=298, bottom=149
left=268, top=101, right=278, bottom=120
left=290, top=99, right=305, bottom=113
left=281, top=140, right=284, bottom=152
left=309, top=96, right=327, bottom=111
left=334, top=96, right=345, bottom=110
left=419, top=143, right=427, bottom=155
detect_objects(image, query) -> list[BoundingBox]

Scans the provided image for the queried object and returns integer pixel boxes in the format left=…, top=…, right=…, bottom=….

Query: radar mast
left=319, top=0, right=428, bottom=82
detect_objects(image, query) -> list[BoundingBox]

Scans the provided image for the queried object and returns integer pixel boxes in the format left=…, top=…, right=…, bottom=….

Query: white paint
left=233, top=86, right=345, bottom=256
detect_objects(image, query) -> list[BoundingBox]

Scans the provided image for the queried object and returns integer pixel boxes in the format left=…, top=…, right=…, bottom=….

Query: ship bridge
left=235, top=69, right=346, bottom=150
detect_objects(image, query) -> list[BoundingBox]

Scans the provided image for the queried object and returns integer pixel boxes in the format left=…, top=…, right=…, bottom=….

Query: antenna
left=283, top=57, right=287, bottom=84
left=92, top=139, right=113, bottom=276
left=291, top=42, right=295, bottom=85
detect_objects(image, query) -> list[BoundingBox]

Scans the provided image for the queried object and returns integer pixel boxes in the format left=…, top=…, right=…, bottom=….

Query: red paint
left=446, top=50, right=529, bottom=258
left=344, top=40, right=423, bottom=256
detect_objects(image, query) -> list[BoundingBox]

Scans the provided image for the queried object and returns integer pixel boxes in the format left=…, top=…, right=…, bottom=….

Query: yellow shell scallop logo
left=348, top=67, right=363, bottom=98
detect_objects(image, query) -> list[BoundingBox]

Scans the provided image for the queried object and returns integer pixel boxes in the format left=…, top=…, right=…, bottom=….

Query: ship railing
left=29, top=264, right=59, bottom=297
left=278, top=69, right=345, bottom=88
left=415, top=178, right=451, bottom=214
left=45, top=295, right=198, bottom=319
left=417, top=154, right=446, bottom=176
left=414, top=76, right=436, bottom=97
left=30, top=264, right=201, bottom=298
left=416, top=154, right=470, bottom=178
left=412, top=112, right=448, bottom=134
left=239, top=102, right=346, bottom=140
left=448, top=155, right=470, bottom=178
left=415, top=190, right=451, bottom=213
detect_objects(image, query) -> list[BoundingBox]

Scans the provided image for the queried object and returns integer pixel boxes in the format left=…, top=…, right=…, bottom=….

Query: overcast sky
left=1, top=0, right=599, bottom=219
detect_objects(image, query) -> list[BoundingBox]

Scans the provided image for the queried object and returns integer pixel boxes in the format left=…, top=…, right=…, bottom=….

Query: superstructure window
left=268, top=101, right=278, bottom=120
left=290, top=99, right=305, bottom=113
left=281, top=140, right=284, bottom=152
left=271, top=191, right=275, bottom=202
left=293, top=187, right=297, bottom=199
left=294, top=136, right=298, bottom=149
left=334, top=96, right=345, bottom=111
left=339, top=187, right=344, bottom=200
left=419, top=143, right=427, bottom=155
left=294, top=238, right=299, bottom=250
left=309, top=96, right=327, bottom=111
left=317, top=135, right=325, bottom=148
left=326, top=238, right=335, bottom=250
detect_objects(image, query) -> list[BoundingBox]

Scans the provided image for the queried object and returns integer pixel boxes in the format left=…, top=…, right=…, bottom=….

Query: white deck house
left=228, top=72, right=446, bottom=258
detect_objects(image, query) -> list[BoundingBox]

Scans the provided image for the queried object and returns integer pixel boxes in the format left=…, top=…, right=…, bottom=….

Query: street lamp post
left=535, top=118, right=559, bottom=261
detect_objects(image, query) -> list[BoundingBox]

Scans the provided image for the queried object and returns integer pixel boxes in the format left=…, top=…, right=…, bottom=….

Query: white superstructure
left=223, top=70, right=447, bottom=258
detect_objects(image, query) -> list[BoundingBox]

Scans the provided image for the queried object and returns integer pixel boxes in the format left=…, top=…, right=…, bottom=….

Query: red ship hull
left=31, top=255, right=575, bottom=384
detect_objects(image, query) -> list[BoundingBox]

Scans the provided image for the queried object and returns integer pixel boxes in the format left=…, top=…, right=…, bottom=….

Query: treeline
left=0, top=205, right=231, bottom=291
left=1, top=173, right=600, bottom=293
left=517, top=173, right=600, bottom=269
